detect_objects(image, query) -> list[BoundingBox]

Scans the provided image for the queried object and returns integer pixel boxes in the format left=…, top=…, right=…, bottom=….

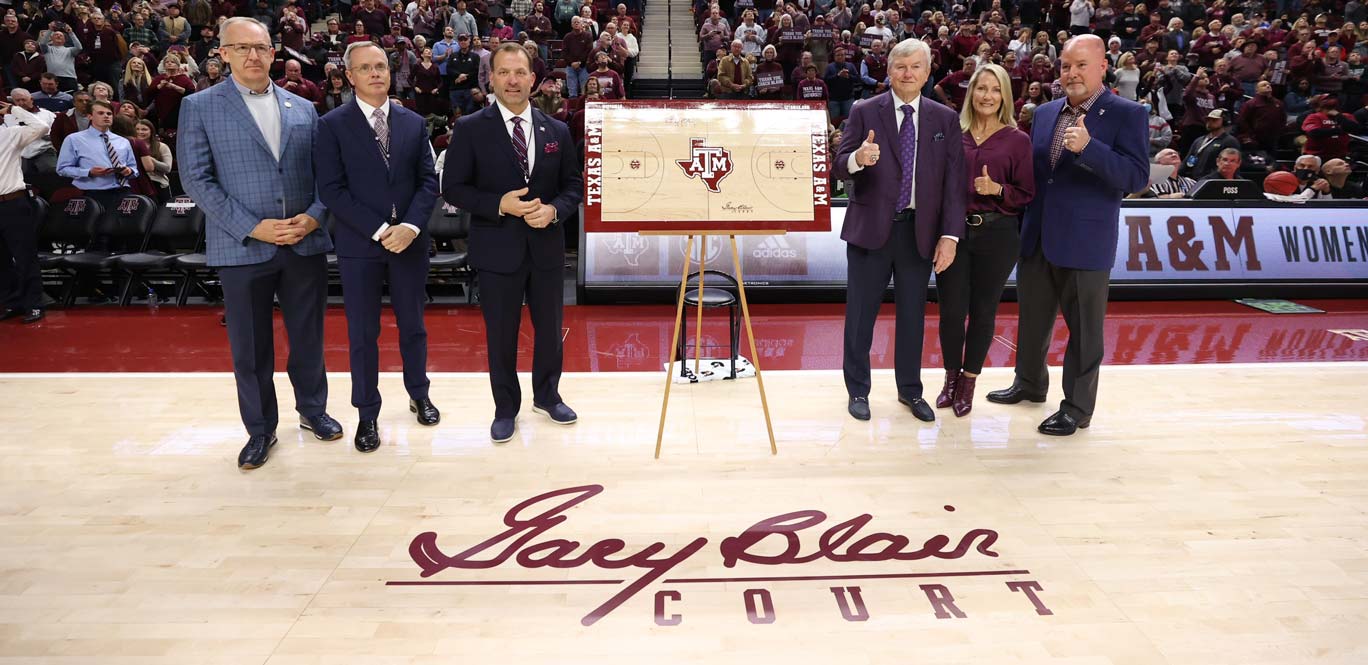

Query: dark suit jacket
left=315, top=100, right=439, bottom=259
left=832, top=91, right=968, bottom=259
left=441, top=103, right=583, bottom=273
left=1021, top=89, right=1150, bottom=271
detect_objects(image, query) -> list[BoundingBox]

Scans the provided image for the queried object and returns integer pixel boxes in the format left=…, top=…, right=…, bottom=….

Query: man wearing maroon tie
left=832, top=37, right=968, bottom=422
left=442, top=43, right=583, bottom=443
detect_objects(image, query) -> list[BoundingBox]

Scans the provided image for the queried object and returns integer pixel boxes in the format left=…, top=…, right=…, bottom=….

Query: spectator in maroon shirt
left=937, top=62, right=1034, bottom=418
left=1, top=14, right=33, bottom=87
left=796, top=64, right=828, bottom=101
left=276, top=59, right=321, bottom=102
left=353, top=0, right=392, bottom=38
left=86, top=16, right=123, bottom=86
left=755, top=44, right=786, bottom=99
left=524, top=3, right=555, bottom=53
left=590, top=50, right=625, bottom=99
left=11, top=39, right=44, bottom=90
left=414, top=47, right=443, bottom=115
left=1302, top=96, right=1359, bottom=161
left=1233, top=79, right=1280, bottom=143
left=934, top=57, right=975, bottom=109
left=147, top=53, right=195, bottom=130
left=348, top=21, right=376, bottom=45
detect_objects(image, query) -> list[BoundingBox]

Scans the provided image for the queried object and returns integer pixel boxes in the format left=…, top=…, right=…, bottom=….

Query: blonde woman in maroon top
left=936, top=63, right=1035, bottom=417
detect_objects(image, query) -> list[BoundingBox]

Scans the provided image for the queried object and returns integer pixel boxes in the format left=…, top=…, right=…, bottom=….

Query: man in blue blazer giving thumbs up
left=986, top=35, right=1149, bottom=436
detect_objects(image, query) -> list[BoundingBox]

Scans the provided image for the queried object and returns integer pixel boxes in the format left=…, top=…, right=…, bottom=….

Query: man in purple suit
left=832, top=37, right=968, bottom=422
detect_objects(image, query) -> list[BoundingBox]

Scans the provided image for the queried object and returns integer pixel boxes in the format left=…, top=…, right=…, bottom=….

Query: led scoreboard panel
left=582, top=100, right=832, bottom=233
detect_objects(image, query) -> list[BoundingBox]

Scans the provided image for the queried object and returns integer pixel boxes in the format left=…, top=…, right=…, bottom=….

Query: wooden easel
left=646, top=231, right=779, bottom=458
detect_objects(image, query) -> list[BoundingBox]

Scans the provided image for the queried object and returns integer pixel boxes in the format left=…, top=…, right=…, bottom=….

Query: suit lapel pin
left=1098, top=108, right=1106, bottom=116
left=539, top=126, right=546, bottom=132
left=284, top=101, right=293, bottom=108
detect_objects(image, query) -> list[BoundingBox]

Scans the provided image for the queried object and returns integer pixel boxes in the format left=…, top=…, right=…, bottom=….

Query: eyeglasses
left=351, top=62, right=391, bottom=74
left=222, top=43, right=274, bottom=57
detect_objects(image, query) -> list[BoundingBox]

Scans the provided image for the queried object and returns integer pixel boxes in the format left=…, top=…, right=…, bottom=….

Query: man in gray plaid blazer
left=177, top=17, right=343, bottom=470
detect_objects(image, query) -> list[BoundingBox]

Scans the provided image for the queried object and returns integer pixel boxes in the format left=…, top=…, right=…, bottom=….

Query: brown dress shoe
left=935, top=370, right=959, bottom=409
left=952, top=373, right=977, bottom=417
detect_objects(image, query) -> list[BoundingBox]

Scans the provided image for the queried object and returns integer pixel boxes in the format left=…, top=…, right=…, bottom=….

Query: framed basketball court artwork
left=582, top=100, right=833, bottom=233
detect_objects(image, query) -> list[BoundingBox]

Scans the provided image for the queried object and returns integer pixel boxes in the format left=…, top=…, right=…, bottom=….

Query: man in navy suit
left=315, top=42, right=442, bottom=453
left=832, top=37, right=968, bottom=423
left=178, top=17, right=343, bottom=470
left=987, top=35, right=1148, bottom=435
left=442, top=42, right=583, bottom=443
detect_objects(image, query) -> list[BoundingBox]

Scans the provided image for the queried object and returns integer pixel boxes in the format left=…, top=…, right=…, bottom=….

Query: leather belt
left=893, top=208, right=917, bottom=223
left=967, top=211, right=1015, bottom=227
left=0, top=189, right=29, bottom=202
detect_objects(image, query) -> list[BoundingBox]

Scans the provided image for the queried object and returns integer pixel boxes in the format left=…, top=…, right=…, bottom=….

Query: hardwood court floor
left=1, top=364, right=1366, bottom=664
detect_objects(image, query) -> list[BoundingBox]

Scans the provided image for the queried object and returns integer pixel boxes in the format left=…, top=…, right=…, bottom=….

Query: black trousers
left=0, top=195, right=42, bottom=311
left=478, top=261, right=564, bottom=419
left=937, top=215, right=1021, bottom=375
left=218, top=249, right=330, bottom=437
left=844, top=214, right=932, bottom=400
left=338, top=251, right=431, bottom=421
left=1012, top=250, right=1110, bottom=419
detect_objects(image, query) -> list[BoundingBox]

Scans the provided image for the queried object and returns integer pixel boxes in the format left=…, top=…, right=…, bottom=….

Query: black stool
left=676, top=270, right=741, bottom=380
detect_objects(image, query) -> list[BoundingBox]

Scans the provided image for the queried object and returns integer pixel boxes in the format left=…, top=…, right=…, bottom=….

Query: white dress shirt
left=2, top=106, right=55, bottom=159
left=233, top=78, right=282, bottom=160
left=356, top=96, right=423, bottom=241
left=0, top=107, right=53, bottom=194
left=845, top=92, right=957, bottom=242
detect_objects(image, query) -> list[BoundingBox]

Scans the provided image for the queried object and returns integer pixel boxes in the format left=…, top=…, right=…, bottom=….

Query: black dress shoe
left=21, top=308, right=43, bottom=324
left=410, top=397, right=441, bottom=426
left=354, top=420, right=380, bottom=452
left=0, top=308, right=22, bottom=321
left=986, top=385, right=1048, bottom=404
left=532, top=402, right=577, bottom=425
left=238, top=433, right=278, bottom=469
left=299, top=413, right=344, bottom=441
left=1038, top=410, right=1091, bottom=436
left=847, top=396, right=870, bottom=421
left=898, top=396, right=936, bottom=422
left=491, top=417, right=516, bottom=443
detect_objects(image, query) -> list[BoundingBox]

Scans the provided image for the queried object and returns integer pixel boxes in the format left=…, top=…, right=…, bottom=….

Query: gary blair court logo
left=389, top=485, right=1054, bottom=626
left=676, top=138, right=734, bottom=193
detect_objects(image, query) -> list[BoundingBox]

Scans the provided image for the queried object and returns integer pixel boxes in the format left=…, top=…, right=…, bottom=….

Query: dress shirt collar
left=1065, top=84, right=1106, bottom=111
left=232, top=77, right=275, bottom=97
left=892, top=90, right=921, bottom=115
left=494, top=99, right=534, bottom=129
left=356, top=96, right=390, bottom=122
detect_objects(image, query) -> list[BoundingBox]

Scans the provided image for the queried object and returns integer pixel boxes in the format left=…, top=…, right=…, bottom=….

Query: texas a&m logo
left=676, top=138, right=734, bottom=193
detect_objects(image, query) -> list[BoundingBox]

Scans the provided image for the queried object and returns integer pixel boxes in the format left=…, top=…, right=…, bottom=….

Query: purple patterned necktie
left=896, top=103, right=915, bottom=211
left=510, top=116, right=529, bottom=181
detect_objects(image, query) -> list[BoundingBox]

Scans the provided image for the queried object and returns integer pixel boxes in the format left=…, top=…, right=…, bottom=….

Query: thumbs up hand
left=974, top=164, right=1003, bottom=196
left=1063, top=113, right=1091, bottom=154
left=855, top=129, right=880, bottom=167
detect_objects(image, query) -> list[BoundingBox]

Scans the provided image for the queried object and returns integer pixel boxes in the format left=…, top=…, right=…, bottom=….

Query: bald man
left=986, top=35, right=1148, bottom=436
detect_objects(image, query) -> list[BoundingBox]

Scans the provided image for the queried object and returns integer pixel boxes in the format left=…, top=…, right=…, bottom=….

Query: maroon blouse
left=961, top=126, right=1035, bottom=216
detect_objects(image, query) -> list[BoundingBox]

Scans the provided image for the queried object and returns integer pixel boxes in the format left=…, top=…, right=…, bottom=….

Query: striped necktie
left=101, top=132, right=128, bottom=187
left=510, top=116, right=529, bottom=181
left=372, top=107, right=390, bottom=166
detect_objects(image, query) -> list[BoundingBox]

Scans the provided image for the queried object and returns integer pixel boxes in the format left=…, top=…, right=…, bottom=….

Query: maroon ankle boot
left=952, top=374, right=977, bottom=417
left=935, top=370, right=960, bottom=409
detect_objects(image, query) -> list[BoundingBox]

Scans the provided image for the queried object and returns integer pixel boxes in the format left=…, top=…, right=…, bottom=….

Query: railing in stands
left=666, top=0, right=674, bottom=98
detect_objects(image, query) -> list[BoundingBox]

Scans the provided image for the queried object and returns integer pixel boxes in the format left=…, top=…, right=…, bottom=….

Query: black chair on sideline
left=675, top=269, right=741, bottom=380
left=38, top=197, right=105, bottom=305
left=57, top=195, right=157, bottom=305
left=428, top=205, right=475, bottom=303
left=170, top=201, right=211, bottom=306
left=112, top=198, right=205, bottom=305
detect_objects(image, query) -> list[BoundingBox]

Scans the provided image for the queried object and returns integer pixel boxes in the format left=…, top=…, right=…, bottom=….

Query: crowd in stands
left=1, top=0, right=647, bottom=204
left=697, top=0, right=1368, bottom=196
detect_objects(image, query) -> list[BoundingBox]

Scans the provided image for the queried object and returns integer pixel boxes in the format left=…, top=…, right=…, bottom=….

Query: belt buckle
left=967, top=213, right=984, bottom=227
